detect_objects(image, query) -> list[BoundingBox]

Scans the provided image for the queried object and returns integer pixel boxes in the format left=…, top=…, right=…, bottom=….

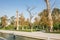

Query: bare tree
left=27, top=6, right=36, bottom=32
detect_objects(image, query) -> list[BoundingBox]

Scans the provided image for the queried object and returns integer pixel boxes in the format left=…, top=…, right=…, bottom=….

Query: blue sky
left=0, top=0, right=60, bottom=18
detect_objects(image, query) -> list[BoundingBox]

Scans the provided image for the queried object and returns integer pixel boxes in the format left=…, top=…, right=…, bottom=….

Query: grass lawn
left=46, top=31, right=60, bottom=34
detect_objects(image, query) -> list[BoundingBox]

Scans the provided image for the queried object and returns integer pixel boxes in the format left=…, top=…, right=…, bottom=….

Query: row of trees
left=0, top=0, right=60, bottom=32
left=38, top=8, right=60, bottom=32
left=0, top=8, right=60, bottom=32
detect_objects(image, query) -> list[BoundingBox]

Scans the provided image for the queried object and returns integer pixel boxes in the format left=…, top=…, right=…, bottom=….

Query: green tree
left=52, top=8, right=60, bottom=31
left=19, top=13, right=25, bottom=30
left=38, top=9, right=49, bottom=30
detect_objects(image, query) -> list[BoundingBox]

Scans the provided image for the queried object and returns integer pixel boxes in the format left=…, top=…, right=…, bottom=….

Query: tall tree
left=16, top=10, right=19, bottom=30
left=27, top=6, right=36, bottom=32
left=38, top=9, right=49, bottom=30
left=52, top=8, right=60, bottom=31
left=19, top=13, right=25, bottom=30
left=45, top=0, right=53, bottom=32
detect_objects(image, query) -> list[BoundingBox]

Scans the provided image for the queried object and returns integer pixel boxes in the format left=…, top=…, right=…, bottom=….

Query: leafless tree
left=27, top=6, right=36, bottom=32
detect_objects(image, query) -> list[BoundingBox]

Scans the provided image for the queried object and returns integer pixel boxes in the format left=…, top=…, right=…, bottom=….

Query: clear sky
left=0, top=0, right=60, bottom=18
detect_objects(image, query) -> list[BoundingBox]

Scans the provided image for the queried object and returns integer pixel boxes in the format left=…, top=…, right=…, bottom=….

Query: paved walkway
left=0, top=30, right=60, bottom=40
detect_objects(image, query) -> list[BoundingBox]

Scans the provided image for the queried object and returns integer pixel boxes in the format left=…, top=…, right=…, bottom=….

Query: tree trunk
left=16, top=10, right=19, bottom=30
left=46, top=0, right=53, bottom=32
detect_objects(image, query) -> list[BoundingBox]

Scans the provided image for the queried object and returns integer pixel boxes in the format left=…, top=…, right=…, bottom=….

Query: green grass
left=46, top=31, right=60, bottom=34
